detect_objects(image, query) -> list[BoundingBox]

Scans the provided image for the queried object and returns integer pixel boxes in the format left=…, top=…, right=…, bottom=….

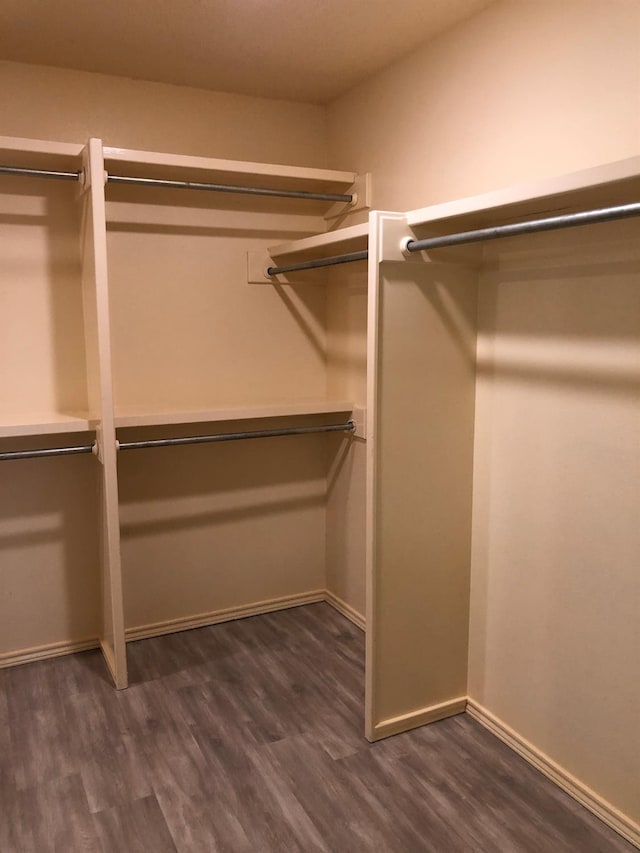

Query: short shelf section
left=0, top=412, right=95, bottom=439
left=0, top=136, right=83, bottom=173
left=103, top=146, right=357, bottom=197
left=113, top=400, right=354, bottom=430
left=406, top=156, right=640, bottom=238
left=248, top=222, right=369, bottom=283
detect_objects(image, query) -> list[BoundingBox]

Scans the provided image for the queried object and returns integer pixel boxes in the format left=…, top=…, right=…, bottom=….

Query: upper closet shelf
left=248, top=223, right=369, bottom=283
left=0, top=136, right=83, bottom=173
left=103, top=146, right=355, bottom=195
left=103, top=146, right=370, bottom=219
left=406, top=156, right=640, bottom=237
left=0, top=413, right=94, bottom=440
left=114, top=400, right=354, bottom=430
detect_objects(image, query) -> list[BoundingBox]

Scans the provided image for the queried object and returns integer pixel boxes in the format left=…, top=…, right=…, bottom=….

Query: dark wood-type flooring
left=0, top=603, right=634, bottom=852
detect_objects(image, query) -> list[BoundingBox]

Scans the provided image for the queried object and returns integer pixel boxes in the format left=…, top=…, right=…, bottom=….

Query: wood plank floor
left=1, top=603, right=634, bottom=852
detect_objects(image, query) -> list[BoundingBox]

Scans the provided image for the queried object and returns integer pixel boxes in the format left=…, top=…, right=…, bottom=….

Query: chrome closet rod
left=0, top=165, right=81, bottom=181
left=0, top=443, right=95, bottom=462
left=267, top=250, right=369, bottom=276
left=107, top=174, right=353, bottom=204
left=118, top=420, right=355, bottom=452
left=405, top=200, right=640, bottom=253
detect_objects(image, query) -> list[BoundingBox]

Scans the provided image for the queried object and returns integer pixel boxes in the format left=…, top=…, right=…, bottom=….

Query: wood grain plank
left=93, top=794, right=178, bottom=853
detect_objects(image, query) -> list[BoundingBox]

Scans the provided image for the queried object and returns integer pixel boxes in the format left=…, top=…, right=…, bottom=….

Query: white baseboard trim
left=0, top=636, right=99, bottom=669
left=0, top=590, right=327, bottom=668
left=0, top=589, right=363, bottom=671
left=466, top=699, right=640, bottom=849
left=324, top=589, right=366, bottom=631
left=124, top=589, right=327, bottom=642
left=372, top=696, right=467, bottom=740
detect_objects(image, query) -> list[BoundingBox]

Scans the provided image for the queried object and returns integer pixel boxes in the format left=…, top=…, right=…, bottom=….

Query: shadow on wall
left=0, top=450, right=100, bottom=651
left=478, top=219, right=640, bottom=396
left=45, top=180, right=89, bottom=417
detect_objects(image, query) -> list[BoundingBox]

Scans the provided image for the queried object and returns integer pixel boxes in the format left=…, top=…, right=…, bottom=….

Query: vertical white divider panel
left=79, top=138, right=127, bottom=689
left=366, top=211, right=477, bottom=740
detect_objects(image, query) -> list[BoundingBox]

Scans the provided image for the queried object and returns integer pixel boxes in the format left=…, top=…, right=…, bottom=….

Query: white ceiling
left=0, top=0, right=493, bottom=104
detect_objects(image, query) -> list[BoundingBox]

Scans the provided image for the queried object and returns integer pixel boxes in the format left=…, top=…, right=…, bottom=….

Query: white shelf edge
left=248, top=223, right=369, bottom=283
left=0, top=414, right=95, bottom=439
left=407, top=157, right=640, bottom=229
left=267, top=223, right=369, bottom=258
left=103, top=146, right=357, bottom=187
left=0, top=137, right=357, bottom=188
left=0, top=136, right=84, bottom=159
left=114, top=400, right=354, bottom=429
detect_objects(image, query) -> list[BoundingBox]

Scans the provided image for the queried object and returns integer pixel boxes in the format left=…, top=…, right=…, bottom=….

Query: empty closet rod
left=405, top=200, right=640, bottom=253
left=107, top=174, right=353, bottom=204
left=0, top=442, right=95, bottom=462
left=267, top=250, right=369, bottom=276
left=0, top=164, right=353, bottom=203
left=0, top=165, right=81, bottom=182
left=118, top=420, right=355, bottom=452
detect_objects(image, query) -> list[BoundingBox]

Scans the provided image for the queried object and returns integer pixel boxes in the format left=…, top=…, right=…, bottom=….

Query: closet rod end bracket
left=325, top=172, right=371, bottom=221
left=247, top=250, right=280, bottom=283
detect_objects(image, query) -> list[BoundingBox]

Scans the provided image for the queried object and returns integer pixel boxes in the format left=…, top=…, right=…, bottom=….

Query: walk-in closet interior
left=1, top=0, right=638, bottom=849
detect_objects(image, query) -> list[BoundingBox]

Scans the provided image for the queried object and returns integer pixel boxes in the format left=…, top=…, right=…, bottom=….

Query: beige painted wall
left=471, top=220, right=640, bottom=824
left=325, top=264, right=368, bottom=618
left=328, top=0, right=640, bottom=211
left=105, top=184, right=332, bottom=630
left=118, top=432, right=328, bottom=630
left=327, top=0, right=640, bottom=830
left=0, top=61, right=328, bottom=167
left=0, top=173, right=98, bottom=658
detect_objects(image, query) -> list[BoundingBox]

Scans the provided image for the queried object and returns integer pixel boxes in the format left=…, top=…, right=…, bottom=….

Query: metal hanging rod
left=267, top=250, right=369, bottom=277
left=0, top=165, right=81, bottom=182
left=405, top=200, right=640, bottom=253
left=118, top=420, right=355, bottom=452
left=0, top=163, right=353, bottom=204
left=107, top=174, right=353, bottom=204
left=0, top=442, right=95, bottom=462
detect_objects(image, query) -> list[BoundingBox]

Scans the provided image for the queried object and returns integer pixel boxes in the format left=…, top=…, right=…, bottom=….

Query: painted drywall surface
left=326, top=0, right=640, bottom=828
left=106, top=186, right=331, bottom=629
left=325, top=436, right=366, bottom=620
left=327, top=0, right=640, bottom=211
left=105, top=198, right=329, bottom=413
left=118, top=433, right=327, bottom=628
left=373, top=258, right=477, bottom=725
left=325, top=266, right=368, bottom=619
left=0, top=175, right=98, bottom=657
left=0, top=453, right=100, bottom=656
left=470, top=221, right=640, bottom=823
left=0, top=60, right=328, bottom=167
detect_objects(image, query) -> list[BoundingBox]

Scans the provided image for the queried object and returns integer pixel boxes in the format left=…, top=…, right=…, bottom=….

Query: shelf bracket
left=324, top=172, right=371, bottom=222
left=378, top=214, right=479, bottom=266
left=92, top=433, right=104, bottom=464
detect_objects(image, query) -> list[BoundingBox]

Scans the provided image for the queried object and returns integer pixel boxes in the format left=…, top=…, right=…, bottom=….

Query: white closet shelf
left=114, top=400, right=354, bottom=429
left=102, top=146, right=357, bottom=195
left=0, top=413, right=95, bottom=439
left=248, top=223, right=368, bottom=283
left=0, top=136, right=83, bottom=171
left=407, top=156, right=640, bottom=235
left=268, top=223, right=368, bottom=258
